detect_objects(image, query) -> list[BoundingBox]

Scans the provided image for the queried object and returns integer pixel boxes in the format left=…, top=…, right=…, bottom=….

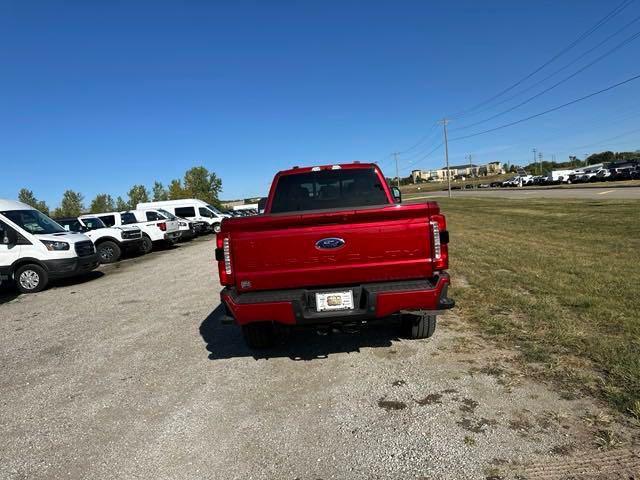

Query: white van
left=0, top=199, right=99, bottom=293
left=136, top=199, right=228, bottom=233
left=81, top=210, right=180, bottom=254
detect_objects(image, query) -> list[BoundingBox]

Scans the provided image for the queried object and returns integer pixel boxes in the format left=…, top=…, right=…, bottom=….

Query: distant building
left=220, top=199, right=245, bottom=209
left=411, top=161, right=503, bottom=183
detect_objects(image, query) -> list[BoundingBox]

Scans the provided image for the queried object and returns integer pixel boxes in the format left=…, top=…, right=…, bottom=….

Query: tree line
left=17, top=166, right=222, bottom=218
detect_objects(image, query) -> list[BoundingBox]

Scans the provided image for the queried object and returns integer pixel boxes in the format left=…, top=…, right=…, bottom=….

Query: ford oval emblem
left=315, top=237, right=345, bottom=250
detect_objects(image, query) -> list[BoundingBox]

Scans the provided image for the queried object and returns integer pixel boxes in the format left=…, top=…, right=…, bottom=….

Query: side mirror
left=257, top=197, right=267, bottom=213
left=391, top=186, right=402, bottom=203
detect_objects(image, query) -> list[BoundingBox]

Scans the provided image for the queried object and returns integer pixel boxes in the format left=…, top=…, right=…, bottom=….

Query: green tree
left=53, top=190, right=84, bottom=217
left=168, top=179, right=187, bottom=200
left=115, top=196, right=129, bottom=211
left=152, top=181, right=168, bottom=201
left=183, top=166, right=223, bottom=206
left=127, top=184, right=149, bottom=209
left=90, top=194, right=115, bottom=213
left=17, top=188, right=50, bottom=215
left=586, top=151, right=615, bottom=165
left=18, top=188, right=38, bottom=207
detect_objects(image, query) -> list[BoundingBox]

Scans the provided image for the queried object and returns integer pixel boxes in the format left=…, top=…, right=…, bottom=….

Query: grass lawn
left=435, top=197, right=640, bottom=416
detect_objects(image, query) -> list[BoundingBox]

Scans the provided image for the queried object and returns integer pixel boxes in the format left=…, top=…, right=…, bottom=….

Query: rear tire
left=402, top=313, right=436, bottom=339
left=15, top=264, right=48, bottom=294
left=242, top=322, right=276, bottom=349
left=140, top=235, right=153, bottom=254
left=96, top=240, right=121, bottom=264
left=213, top=223, right=221, bottom=234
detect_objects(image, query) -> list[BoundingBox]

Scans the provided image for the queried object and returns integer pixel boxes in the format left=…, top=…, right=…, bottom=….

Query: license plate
left=315, top=290, right=354, bottom=312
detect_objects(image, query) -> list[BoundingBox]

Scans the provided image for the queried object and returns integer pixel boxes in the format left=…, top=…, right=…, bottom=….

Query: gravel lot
left=1, top=237, right=638, bottom=479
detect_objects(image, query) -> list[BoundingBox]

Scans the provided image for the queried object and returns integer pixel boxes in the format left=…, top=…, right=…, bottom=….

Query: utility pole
left=439, top=119, right=452, bottom=198
left=538, top=152, right=543, bottom=176
left=393, top=152, right=400, bottom=188
left=465, top=153, right=473, bottom=188
left=532, top=148, right=537, bottom=174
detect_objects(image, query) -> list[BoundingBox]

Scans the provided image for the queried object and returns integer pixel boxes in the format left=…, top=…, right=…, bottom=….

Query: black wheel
left=96, top=240, right=121, bottom=264
left=139, top=235, right=153, bottom=254
left=213, top=223, right=221, bottom=234
left=402, top=313, right=436, bottom=339
left=15, top=264, right=48, bottom=294
left=242, top=322, right=276, bottom=349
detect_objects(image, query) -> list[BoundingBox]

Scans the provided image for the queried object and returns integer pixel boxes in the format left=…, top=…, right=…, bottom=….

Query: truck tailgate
left=224, top=203, right=437, bottom=292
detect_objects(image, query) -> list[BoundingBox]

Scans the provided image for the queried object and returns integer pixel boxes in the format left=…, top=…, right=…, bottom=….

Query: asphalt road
left=405, top=185, right=640, bottom=200
left=1, top=238, right=638, bottom=479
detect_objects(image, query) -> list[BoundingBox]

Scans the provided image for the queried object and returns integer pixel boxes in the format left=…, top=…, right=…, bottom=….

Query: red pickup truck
left=215, top=162, right=453, bottom=348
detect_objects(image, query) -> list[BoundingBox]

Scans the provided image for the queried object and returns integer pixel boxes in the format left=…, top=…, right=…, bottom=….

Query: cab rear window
left=270, top=168, right=389, bottom=214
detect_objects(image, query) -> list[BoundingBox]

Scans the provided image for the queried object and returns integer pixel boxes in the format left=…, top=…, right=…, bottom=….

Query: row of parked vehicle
left=0, top=198, right=229, bottom=294
left=469, top=162, right=640, bottom=189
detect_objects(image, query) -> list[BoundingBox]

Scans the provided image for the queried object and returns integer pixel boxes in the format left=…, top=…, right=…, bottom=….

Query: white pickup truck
left=81, top=210, right=180, bottom=254
left=55, top=216, right=143, bottom=263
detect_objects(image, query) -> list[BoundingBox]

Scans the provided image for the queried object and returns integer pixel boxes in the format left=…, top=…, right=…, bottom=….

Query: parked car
left=136, top=199, right=229, bottom=233
left=215, top=163, right=454, bottom=348
left=544, top=170, right=574, bottom=184
left=0, top=199, right=99, bottom=293
left=609, top=166, right=635, bottom=181
left=501, top=177, right=520, bottom=187
left=591, top=168, right=612, bottom=182
left=55, top=216, right=143, bottom=263
left=81, top=210, right=180, bottom=254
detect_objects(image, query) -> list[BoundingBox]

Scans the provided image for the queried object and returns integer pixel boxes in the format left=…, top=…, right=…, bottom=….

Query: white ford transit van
left=0, top=199, right=99, bottom=293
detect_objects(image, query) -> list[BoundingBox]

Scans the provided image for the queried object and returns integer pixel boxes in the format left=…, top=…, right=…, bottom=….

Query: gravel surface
left=1, top=237, right=637, bottom=479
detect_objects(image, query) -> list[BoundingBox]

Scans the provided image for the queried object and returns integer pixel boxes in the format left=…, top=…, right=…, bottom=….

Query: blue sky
left=1, top=0, right=639, bottom=206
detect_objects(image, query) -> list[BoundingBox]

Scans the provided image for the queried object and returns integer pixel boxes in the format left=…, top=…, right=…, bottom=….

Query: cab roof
left=277, top=162, right=378, bottom=176
left=0, top=199, right=35, bottom=211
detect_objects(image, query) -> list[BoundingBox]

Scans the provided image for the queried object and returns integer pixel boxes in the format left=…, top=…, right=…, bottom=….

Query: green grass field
left=436, top=197, right=640, bottom=415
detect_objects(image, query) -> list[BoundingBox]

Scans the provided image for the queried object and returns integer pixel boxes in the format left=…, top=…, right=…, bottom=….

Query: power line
left=403, top=142, right=444, bottom=171
left=396, top=131, right=442, bottom=164
left=446, top=0, right=634, bottom=119
left=395, top=123, right=439, bottom=155
left=449, top=72, right=640, bottom=142
left=375, top=123, right=438, bottom=168
left=452, top=28, right=640, bottom=131
left=453, top=13, right=640, bottom=122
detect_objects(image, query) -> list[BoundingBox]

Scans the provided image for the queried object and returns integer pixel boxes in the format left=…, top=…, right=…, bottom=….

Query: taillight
left=431, top=214, right=449, bottom=271
left=215, top=234, right=234, bottom=285
left=157, top=222, right=167, bottom=231
left=223, top=238, right=232, bottom=274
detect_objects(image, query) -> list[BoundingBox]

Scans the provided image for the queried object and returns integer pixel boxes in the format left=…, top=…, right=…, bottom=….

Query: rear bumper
left=163, top=232, right=181, bottom=242
left=178, top=228, right=195, bottom=240
left=220, top=273, right=454, bottom=326
left=43, top=254, right=100, bottom=279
